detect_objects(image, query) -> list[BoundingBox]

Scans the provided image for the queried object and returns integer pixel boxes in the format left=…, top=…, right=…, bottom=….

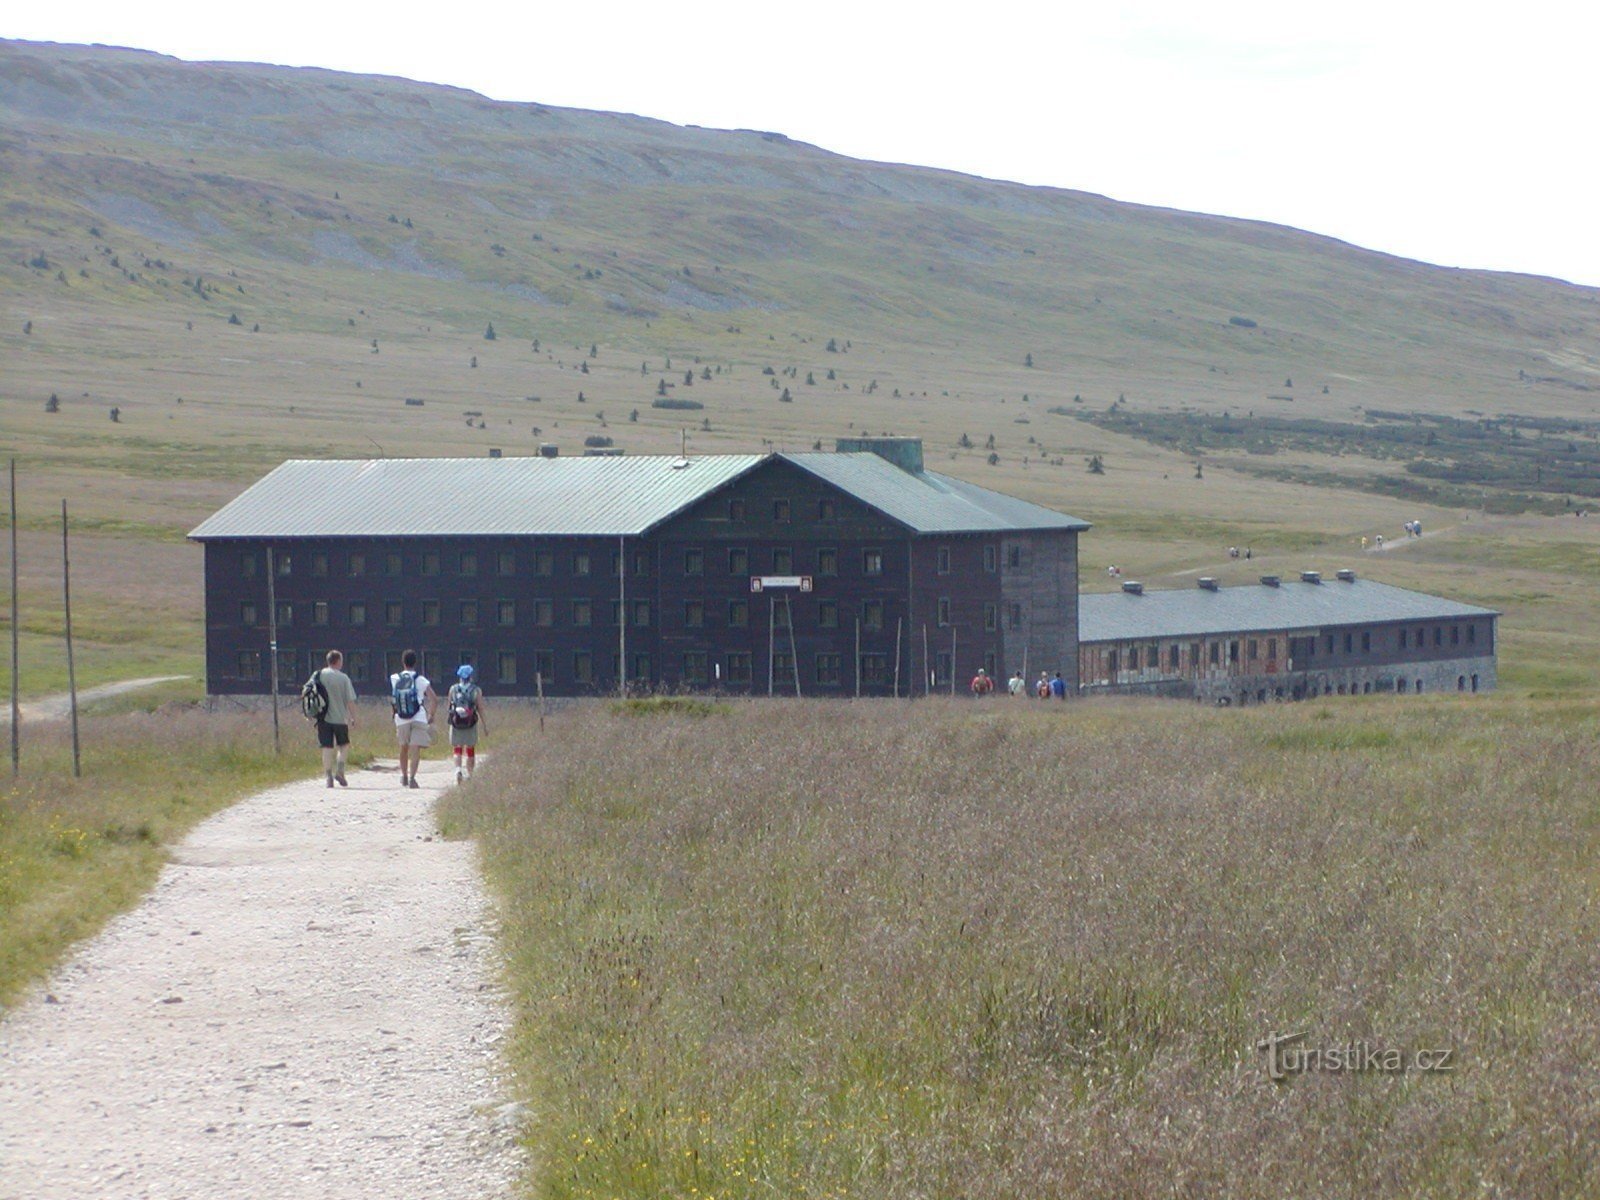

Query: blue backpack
left=391, top=670, right=422, bottom=719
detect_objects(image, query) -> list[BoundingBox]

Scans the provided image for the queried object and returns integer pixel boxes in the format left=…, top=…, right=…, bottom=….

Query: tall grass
left=441, top=696, right=1600, bottom=1198
left=0, top=707, right=324, bottom=1007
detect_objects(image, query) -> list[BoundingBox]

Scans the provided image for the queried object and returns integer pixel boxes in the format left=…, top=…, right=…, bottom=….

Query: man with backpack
left=304, top=649, right=357, bottom=789
left=446, top=664, right=488, bottom=783
left=389, top=648, right=438, bottom=789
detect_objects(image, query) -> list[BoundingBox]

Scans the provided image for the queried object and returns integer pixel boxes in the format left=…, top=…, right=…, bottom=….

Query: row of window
left=1097, top=622, right=1487, bottom=675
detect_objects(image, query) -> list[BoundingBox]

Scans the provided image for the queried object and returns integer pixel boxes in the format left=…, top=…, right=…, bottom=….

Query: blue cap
left=457, top=664, right=474, bottom=679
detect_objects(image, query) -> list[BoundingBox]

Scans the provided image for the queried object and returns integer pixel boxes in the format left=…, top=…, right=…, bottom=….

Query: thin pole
left=266, top=545, right=280, bottom=754
left=536, top=670, right=545, bottom=733
left=61, top=501, right=80, bottom=777
left=922, top=624, right=930, bottom=697
left=786, top=596, right=801, bottom=698
left=618, top=535, right=627, bottom=697
left=854, top=617, right=861, bottom=699
left=893, top=618, right=902, bottom=700
left=950, top=626, right=957, bottom=697
left=9, top=458, right=18, bottom=776
left=1021, top=646, right=1029, bottom=697
left=767, top=594, right=775, bottom=696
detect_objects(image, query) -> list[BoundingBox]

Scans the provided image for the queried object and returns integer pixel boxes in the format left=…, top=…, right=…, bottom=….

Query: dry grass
left=0, top=706, right=333, bottom=1008
left=441, top=695, right=1600, bottom=1199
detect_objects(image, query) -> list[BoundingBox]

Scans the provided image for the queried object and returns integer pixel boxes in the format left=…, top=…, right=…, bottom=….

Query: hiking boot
left=408, top=776, right=421, bottom=789
left=335, top=771, right=348, bottom=787
left=456, top=768, right=465, bottom=783
left=326, top=774, right=335, bottom=789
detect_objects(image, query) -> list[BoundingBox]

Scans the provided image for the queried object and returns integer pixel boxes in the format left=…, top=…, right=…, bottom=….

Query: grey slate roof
left=1079, top=578, right=1498, bottom=643
left=187, top=453, right=1090, bottom=540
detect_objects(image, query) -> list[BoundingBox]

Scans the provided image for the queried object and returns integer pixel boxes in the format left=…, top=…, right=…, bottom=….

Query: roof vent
left=1260, top=574, right=1280, bottom=587
left=1198, top=577, right=1220, bottom=591
left=834, top=436, right=924, bottom=474
left=670, top=456, right=691, bottom=470
left=1336, top=568, right=1357, bottom=582
left=488, top=448, right=502, bottom=458
left=1121, top=580, right=1144, bottom=595
left=1301, top=570, right=1321, bottom=584
left=538, top=443, right=559, bottom=458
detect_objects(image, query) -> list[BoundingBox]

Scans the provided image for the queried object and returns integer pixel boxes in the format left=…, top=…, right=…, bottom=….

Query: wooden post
left=61, top=501, right=81, bottom=777
left=767, top=594, right=775, bottom=696
left=266, top=545, right=280, bottom=755
left=9, top=458, right=18, bottom=776
left=786, top=596, right=801, bottom=698
left=950, top=626, right=957, bottom=697
left=893, top=618, right=902, bottom=700
left=536, top=671, right=545, bottom=733
left=922, top=624, right=930, bottom=697
left=854, top=617, right=861, bottom=699
left=618, top=535, right=627, bottom=697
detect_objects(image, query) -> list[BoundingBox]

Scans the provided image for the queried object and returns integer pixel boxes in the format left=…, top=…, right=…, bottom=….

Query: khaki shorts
left=395, top=720, right=432, bottom=748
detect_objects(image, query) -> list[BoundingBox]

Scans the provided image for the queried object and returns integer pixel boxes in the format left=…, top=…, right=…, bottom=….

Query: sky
left=6, top=2, right=1597, bottom=287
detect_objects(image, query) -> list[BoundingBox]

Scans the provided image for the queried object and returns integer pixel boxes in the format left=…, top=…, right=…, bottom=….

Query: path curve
left=0, top=757, right=519, bottom=1199
left=4, top=675, right=191, bottom=725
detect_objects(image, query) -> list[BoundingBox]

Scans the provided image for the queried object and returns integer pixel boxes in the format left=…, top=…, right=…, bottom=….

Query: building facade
left=189, top=440, right=1089, bottom=699
left=1078, top=571, right=1498, bottom=704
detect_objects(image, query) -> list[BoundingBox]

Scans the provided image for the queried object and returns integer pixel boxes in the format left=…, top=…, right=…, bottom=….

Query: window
left=276, top=553, right=292, bottom=577
left=1344, top=632, right=1353, bottom=654
left=500, top=550, right=518, bottom=576
left=311, top=553, right=328, bottom=578
left=1450, top=625, right=1460, bottom=645
left=573, top=551, right=591, bottom=577
left=934, top=651, right=952, bottom=687
left=684, top=547, right=704, bottom=576
left=457, top=650, right=474, bottom=671
left=728, top=599, right=749, bottom=628
left=236, top=650, right=261, bottom=679
left=459, top=551, right=477, bottom=577
left=386, top=552, right=401, bottom=576
left=729, top=547, right=749, bottom=575
left=984, top=545, right=998, bottom=573
left=533, top=550, right=552, bottom=577
left=459, top=599, right=479, bottom=626
left=1467, top=624, right=1477, bottom=644
left=773, top=499, right=791, bottom=523
left=631, top=653, right=651, bottom=682
left=683, top=652, right=709, bottom=684
left=533, top=650, right=554, bottom=683
left=1190, top=642, right=1201, bottom=665
left=817, top=547, right=838, bottom=577
left=241, top=552, right=257, bottom=578
left=497, top=599, right=516, bottom=626
left=1007, top=546, right=1021, bottom=569
left=863, top=548, right=883, bottom=575
left=1399, top=628, right=1409, bottom=648
left=240, top=600, right=258, bottom=625
left=1326, top=635, right=1335, bottom=654
left=772, top=547, right=793, bottom=574
left=984, top=603, right=998, bottom=633
left=727, top=652, right=752, bottom=684
left=421, top=650, right=443, bottom=682
left=1108, top=649, right=1120, bottom=673
left=385, top=650, right=403, bottom=677
left=818, top=498, right=836, bottom=521
left=1169, top=644, right=1181, bottom=671
left=818, top=600, right=838, bottom=629
left=1248, top=639, right=1258, bottom=659
left=385, top=600, right=403, bottom=626
left=276, top=601, right=293, bottom=627
left=573, top=651, right=593, bottom=684
left=1147, top=643, right=1159, bottom=669
left=312, top=601, right=329, bottom=626
left=1362, top=631, right=1372, bottom=652
left=1434, top=626, right=1443, bottom=647
left=572, top=599, right=592, bottom=627
left=420, top=552, right=440, bottom=576
left=862, top=654, right=888, bottom=686
left=497, top=650, right=517, bottom=685
left=1009, top=602, right=1023, bottom=630
left=611, top=551, right=623, bottom=577
left=610, top=599, right=623, bottom=627
left=1128, top=646, right=1140, bottom=670
left=815, top=653, right=842, bottom=686
left=937, top=546, right=951, bottom=575
left=1229, top=640, right=1240, bottom=663
left=1267, top=638, right=1277, bottom=659
left=421, top=600, right=440, bottom=627
left=275, top=649, right=297, bottom=685
left=685, top=600, right=705, bottom=628
left=937, top=597, right=951, bottom=627
left=1209, top=642, right=1220, bottom=666
left=347, top=650, right=369, bottom=681
left=772, top=651, right=794, bottom=682
left=728, top=499, right=746, bottom=522
left=633, top=600, right=651, bottom=627
left=348, top=553, right=366, bottom=577
left=634, top=551, right=649, bottom=577
left=863, top=600, right=884, bottom=632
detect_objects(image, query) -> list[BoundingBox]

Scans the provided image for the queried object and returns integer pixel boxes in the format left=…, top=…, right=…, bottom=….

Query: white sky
left=7, top=2, right=1598, bottom=286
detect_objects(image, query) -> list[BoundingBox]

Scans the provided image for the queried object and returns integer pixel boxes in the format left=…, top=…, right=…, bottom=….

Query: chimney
left=1301, top=570, right=1321, bottom=584
left=1336, top=568, right=1357, bottom=582
left=1260, top=575, right=1281, bottom=587
left=835, top=436, right=924, bottom=474
left=1121, top=581, right=1144, bottom=595
left=1198, top=577, right=1220, bottom=591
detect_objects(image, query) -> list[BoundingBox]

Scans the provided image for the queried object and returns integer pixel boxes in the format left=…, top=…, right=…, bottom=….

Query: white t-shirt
left=390, top=671, right=433, bottom=727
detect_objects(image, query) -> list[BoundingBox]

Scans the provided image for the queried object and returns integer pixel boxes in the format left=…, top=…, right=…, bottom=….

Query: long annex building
left=188, top=439, right=1090, bottom=698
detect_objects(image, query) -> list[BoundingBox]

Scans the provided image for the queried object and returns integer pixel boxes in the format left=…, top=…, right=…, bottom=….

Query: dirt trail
left=0, top=758, right=519, bottom=1199
left=2, top=676, right=191, bottom=725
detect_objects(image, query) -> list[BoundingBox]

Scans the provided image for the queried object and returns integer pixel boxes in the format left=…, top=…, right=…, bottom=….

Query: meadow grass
left=441, top=695, right=1600, bottom=1199
left=0, top=706, right=345, bottom=1008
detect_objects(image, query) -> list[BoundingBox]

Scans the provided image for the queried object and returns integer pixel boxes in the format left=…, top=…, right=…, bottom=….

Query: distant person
left=1036, top=672, right=1051, bottom=699
left=1008, top=671, right=1025, bottom=697
left=390, top=649, right=438, bottom=789
left=1050, top=672, right=1067, bottom=700
left=970, top=667, right=995, bottom=697
left=447, top=664, right=488, bottom=782
left=313, top=649, right=357, bottom=789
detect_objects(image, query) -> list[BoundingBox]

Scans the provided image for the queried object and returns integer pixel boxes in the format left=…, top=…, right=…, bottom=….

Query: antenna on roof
left=681, top=428, right=688, bottom=458
left=366, top=437, right=385, bottom=459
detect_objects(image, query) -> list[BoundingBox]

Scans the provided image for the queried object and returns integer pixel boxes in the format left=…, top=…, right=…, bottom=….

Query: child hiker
left=447, top=664, right=488, bottom=782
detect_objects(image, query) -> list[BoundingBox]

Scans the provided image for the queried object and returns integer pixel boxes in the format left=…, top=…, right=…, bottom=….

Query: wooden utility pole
left=767, top=594, right=776, bottom=696
left=9, top=459, right=18, bottom=776
left=617, top=536, right=627, bottom=698
left=922, top=624, right=930, bottom=697
left=785, top=596, right=801, bottom=698
left=949, top=626, right=957, bottom=697
left=854, top=617, right=861, bottom=698
left=61, top=501, right=81, bottom=777
left=536, top=671, right=545, bottom=733
left=266, top=546, right=280, bottom=754
left=893, top=618, right=902, bottom=700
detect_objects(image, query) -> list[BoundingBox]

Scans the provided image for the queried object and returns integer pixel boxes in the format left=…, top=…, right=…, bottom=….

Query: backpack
left=300, top=670, right=329, bottom=722
left=447, top=682, right=479, bottom=729
left=391, top=670, right=422, bottom=719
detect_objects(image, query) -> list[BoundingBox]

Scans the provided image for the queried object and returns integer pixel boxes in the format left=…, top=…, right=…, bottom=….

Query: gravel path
left=0, top=757, right=521, bottom=1199
left=2, top=676, right=191, bottom=726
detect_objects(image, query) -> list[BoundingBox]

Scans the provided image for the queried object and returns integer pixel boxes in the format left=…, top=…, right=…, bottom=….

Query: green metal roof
left=1079, top=577, right=1498, bottom=643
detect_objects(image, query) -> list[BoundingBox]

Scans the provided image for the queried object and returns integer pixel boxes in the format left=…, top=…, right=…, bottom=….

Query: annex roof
left=187, top=452, right=1090, bottom=540
left=1079, top=578, right=1498, bottom=643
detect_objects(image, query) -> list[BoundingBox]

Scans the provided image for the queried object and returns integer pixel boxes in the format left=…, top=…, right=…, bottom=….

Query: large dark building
left=1078, top=571, right=1498, bottom=704
left=189, top=439, right=1091, bottom=698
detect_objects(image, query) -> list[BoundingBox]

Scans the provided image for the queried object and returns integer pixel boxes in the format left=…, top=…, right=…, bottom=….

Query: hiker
left=1050, top=672, right=1067, bottom=700
left=447, top=664, right=488, bottom=782
left=390, top=649, right=438, bottom=789
left=313, top=649, right=357, bottom=789
left=1008, top=671, right=1025, bottom=697
left=970, top=667, right=995, bottom=697
left=1036, top=672, right=1051, bottom=699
